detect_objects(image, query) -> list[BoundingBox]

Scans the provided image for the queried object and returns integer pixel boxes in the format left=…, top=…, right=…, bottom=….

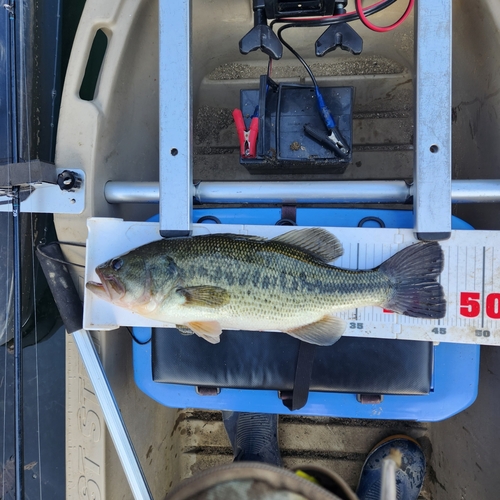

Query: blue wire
left=314, top=87, right=336, bottom=130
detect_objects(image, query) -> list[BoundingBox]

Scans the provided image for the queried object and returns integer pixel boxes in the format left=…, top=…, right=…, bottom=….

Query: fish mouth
left=86, top=269, right=126, bottom=302
left=86, top=281, right=110, bottom=301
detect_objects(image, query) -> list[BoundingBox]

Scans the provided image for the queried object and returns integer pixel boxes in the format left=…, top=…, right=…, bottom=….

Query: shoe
left=356, top=435, right=426, bottom=500
left=222, top=411, right=282, bottom=466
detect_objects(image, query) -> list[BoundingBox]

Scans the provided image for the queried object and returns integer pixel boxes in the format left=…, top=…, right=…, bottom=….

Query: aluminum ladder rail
left=157, top=0, right=455, bottom=241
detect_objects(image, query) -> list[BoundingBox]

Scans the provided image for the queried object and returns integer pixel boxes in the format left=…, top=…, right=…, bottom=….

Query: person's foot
left=222, top=411, right=282, bottom=466
left=356, top=435, right=426, bottom=500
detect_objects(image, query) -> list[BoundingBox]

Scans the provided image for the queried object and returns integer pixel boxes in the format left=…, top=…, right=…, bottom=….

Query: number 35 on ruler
left=460, top=292, right=500, bottom=319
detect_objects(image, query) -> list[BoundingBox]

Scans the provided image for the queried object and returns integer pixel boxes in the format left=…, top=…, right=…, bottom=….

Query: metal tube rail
left=72, top=329, right=153, bottom=500
left=194, top=181, right=410, bottom=204
left=104, top=180, right=500, bottom=205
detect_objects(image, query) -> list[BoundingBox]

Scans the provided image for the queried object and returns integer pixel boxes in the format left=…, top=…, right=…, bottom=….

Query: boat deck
left=57, top=0, right=500, bottom=498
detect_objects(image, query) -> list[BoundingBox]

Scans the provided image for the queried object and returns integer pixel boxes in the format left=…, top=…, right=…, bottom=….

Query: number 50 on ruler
left=460, top=292, right=500, bottom=319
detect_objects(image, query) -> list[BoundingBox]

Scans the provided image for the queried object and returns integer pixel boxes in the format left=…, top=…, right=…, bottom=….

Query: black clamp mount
left=315, top=1, right=363, bottom=56
left=239, top=0, right=283, bottom=60
left=239, top=1, right=363, bottom=60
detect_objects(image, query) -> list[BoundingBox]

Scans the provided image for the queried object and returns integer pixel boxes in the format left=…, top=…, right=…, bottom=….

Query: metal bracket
left=0, top=168, right=85, bottom=214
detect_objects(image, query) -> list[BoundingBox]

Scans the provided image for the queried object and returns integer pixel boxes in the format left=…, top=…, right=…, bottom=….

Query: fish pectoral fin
left=177, top=286, right=230, bottom=308
left=285, top=315, right=346, bottom=346
left=186, top=321, right=222, bottom=344
left=176, top=325, right=195, bottom=336
left=271, top=228, right=344, bottom=263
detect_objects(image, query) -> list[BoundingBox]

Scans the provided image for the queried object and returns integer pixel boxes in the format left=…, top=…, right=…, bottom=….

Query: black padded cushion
left=152, top=329, right=433, bottom=395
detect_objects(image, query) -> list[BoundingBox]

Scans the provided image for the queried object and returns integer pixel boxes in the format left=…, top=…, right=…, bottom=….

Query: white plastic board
left=84, top=218, right=500, bottom=345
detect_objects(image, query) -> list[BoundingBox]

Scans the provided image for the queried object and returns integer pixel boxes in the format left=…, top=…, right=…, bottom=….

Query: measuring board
left=83, top=218, right=500, bottom=345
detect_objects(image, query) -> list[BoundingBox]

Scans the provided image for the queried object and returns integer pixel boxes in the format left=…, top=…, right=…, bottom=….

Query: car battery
left=239, top=75, right=354, bottom=174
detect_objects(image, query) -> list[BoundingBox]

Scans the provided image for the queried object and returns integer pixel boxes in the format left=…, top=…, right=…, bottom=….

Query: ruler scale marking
left=355, top=243, right=359, bottom=321
left=83, top=221, right=500, bottom=345
left=481, top=246, right=486, bottom=329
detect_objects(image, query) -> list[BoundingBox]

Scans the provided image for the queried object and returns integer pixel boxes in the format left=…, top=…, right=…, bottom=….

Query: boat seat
left=152, top=330, right=433, bottom=406
left=132, top=208, right=480, bottom=420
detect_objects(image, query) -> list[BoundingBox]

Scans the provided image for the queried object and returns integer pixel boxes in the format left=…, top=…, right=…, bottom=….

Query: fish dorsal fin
left=186, top=321, right=222, bottom=344
left=177, top=286, right=230, bottom=308
left=285, top=315, right=346, bottom=346
left=271, top=228, right=344, bottom=262
left=201, top=233, right=267, bottom=242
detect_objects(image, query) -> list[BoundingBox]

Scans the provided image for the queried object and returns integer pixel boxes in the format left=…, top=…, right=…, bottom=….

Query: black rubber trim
left=415, top=231, right=451, bottom=242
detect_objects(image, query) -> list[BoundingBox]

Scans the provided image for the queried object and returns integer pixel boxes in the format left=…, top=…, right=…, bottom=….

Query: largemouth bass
left=86, top=228, right=445, bottom=345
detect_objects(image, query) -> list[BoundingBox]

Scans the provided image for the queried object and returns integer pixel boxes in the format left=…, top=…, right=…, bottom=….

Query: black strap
left=280, top=204, right=297, bottom=225
left=281, top=341, right=317, bottom=411
left=277, top=203, right=317, bottom=411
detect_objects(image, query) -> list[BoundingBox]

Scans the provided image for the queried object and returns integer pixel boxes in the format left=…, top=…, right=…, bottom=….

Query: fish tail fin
left=380, top=242, right=446, bottom=319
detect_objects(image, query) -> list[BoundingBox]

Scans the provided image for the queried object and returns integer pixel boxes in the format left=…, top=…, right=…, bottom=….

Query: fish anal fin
left=176, top=324, right=195, bottom=336
left=199, top=333, right=221, bottom=344
left=271, top=228, right=343, bottom=263
left=285, top=315, right=346, bottom=346
left=186, top=321, right=222, bottom=344
left=178, top=286, right=230, bottom=308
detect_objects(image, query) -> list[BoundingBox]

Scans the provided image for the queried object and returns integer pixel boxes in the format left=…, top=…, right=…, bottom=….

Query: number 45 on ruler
left=460, top=292, right=500, bottom=319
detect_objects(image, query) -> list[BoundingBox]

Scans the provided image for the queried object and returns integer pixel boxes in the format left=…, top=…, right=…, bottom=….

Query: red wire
left=278, top=0, right=398, bottom=23
left=355, top=0, right=414, bottom=32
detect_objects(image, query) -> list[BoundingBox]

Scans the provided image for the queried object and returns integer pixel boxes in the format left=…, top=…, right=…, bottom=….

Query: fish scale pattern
left=151, top=233, right=391, bottom=324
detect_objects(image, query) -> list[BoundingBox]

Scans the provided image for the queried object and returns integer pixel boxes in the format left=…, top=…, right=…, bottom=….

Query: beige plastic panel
left=54, top=0, right=500, bottom=497
left=55, top=0, right=171, bottom=497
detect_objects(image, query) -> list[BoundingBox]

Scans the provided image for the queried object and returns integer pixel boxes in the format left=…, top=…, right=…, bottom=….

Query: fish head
left=86, top=249, right=179, bottom=311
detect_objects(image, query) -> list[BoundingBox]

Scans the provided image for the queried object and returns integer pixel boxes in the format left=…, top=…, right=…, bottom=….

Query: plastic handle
left=232, top=109, right=248, bottom=156
left=247, top=117, right=259, bottom=157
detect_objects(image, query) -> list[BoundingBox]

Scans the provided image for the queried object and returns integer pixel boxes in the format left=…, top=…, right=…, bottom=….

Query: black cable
left=126, top=327, right=151, bottom=345
left=55, top=241, right=86, bottom=247
left=36, top=241, right=86, bottom=268
left=276, top=83, right=284, bottom=155
left=267, top=56, right=273, bottom=79
left=270, top=0, right=398, bottom=28
left=272, top=0, right=401, bottom=91
left=277, top=25, right=319, bottom=87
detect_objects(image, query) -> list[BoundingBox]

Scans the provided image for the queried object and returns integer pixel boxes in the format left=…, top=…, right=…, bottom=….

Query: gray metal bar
left=105, top=181, right=160, bottom=203
left=159, top=0, right=192, bottom=237
left=72, top=329, right=153, bottom=500
left=414, top=0, right=452, bottom=240
left=194, top=180, right=410, bottom=204
left=105, top=180, right=500, bottom=205
left=451, top=180, right=500, bottom=203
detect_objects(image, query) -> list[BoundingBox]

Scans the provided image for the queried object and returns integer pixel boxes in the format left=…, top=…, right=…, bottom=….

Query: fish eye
left=111, top=258, right=123, bottom=271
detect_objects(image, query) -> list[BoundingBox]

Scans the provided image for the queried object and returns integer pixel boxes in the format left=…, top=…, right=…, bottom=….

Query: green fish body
left=86, top=228, right=445, bottom=345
